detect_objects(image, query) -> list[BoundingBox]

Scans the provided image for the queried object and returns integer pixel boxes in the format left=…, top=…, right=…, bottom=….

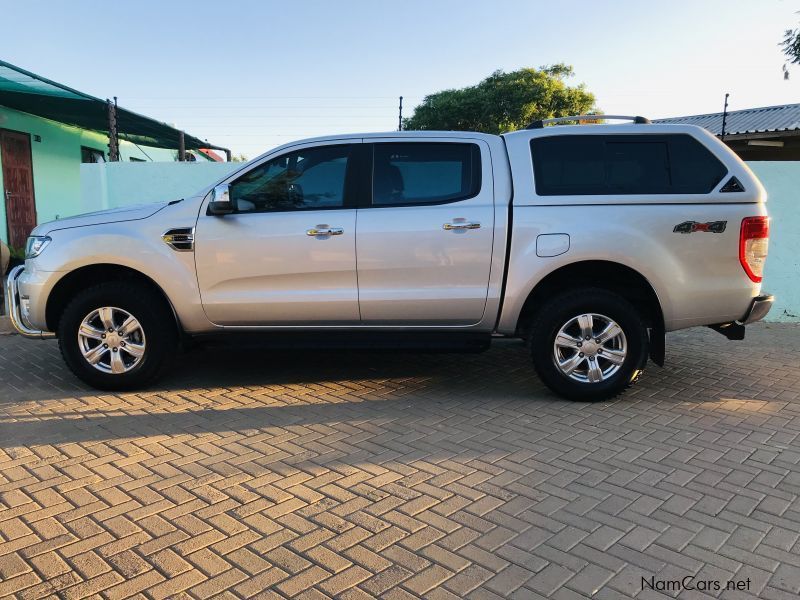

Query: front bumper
left=4, top=265, right=56, bottom=339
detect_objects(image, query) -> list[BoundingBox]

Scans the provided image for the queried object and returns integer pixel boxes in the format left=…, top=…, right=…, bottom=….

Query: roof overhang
left=714, top=129, right=800, bottom=142
left=721, top=131, right=800, bottom=161
left=0, top=60, right=227, bottom=153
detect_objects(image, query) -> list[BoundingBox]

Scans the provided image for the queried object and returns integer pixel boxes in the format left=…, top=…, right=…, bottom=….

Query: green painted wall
left=0, top=105, right=179, bottom=248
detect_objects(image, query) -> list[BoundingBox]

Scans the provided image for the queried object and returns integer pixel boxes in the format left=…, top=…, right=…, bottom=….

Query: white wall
left=80, top=161, right=240, bottom=213
left=747, top=162, right=800, bottom=322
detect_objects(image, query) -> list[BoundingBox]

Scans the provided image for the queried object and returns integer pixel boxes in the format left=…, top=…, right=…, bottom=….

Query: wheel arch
left=45, top=264, right=182, bottom=335
left=514, top=260, right=666, bottom=365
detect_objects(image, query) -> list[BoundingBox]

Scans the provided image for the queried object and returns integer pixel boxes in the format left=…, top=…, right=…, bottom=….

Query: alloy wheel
left=552, top=313, right=627, bottom=383
left=77, top=306, right=146, bottom=374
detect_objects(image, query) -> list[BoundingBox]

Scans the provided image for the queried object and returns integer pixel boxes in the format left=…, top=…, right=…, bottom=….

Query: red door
left=1, top=130, right=37, bottom=249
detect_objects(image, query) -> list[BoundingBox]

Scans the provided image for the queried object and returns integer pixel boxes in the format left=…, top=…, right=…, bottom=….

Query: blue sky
left=3, top=0, right=799, bottom=158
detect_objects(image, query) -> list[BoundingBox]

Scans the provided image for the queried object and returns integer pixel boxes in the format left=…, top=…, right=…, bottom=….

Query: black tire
left=529, top=288, right=648, bottom=401
left=57, top=282, right=177, bottom=390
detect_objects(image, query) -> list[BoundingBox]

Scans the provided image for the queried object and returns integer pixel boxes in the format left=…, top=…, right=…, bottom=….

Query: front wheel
left=529, top=288, right=649, bottom=401
left=58, top=282, right=177, bottom=390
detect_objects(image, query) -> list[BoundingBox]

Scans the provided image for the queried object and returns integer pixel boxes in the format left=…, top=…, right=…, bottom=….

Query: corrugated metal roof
left=653, top=103, right=800, bottom=136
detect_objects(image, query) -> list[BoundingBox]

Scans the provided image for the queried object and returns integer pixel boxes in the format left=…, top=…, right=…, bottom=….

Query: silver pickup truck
left=6, top=115, right=772, bottom=401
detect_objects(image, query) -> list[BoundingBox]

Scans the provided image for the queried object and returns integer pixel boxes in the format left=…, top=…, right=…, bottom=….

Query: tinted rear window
left=530, top=134, right=727, bottom=196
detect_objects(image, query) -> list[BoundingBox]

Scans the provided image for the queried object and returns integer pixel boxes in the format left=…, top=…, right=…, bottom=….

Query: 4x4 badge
left=673, top=220, right=727, bottom=234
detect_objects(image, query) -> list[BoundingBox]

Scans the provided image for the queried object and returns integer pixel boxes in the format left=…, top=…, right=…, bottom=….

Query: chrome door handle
left=306, top=227, right=344, bottom=236
left=443, top=221, right=480, bottom=230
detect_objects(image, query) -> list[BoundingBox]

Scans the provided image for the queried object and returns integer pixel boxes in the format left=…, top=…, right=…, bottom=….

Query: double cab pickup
left=6, top=115, right=773, bottom=400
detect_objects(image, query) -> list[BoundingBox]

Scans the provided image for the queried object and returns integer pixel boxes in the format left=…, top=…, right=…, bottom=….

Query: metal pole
left=178, top=131, right=186, bottom=162
left=107, top=97, right=119, bottom=161
left=398, top=96, right=403, bottom=131
left=720, top=93, right=730, bottom=141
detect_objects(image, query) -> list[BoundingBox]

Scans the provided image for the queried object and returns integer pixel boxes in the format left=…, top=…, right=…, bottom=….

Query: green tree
left=403, top=65, right=597, bottom=134
left=782, top=23, right=800, bottom=79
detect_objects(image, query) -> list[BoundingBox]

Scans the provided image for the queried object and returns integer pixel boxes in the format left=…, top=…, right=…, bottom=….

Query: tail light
left=739, top=216, right=769, bottom=282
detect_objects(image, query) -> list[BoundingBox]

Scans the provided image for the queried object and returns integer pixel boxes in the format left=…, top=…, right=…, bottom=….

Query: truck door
left=195, top=141, right=361, bottom=326
left=356, top=139, right=495, bottom=325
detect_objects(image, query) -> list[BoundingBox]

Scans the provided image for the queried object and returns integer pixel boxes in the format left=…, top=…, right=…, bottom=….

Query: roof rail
left=525, top=115, right=651, bottom=129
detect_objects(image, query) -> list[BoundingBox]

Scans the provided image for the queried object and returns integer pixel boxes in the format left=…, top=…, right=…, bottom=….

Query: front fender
left=29, top=221, right=213, bottom=334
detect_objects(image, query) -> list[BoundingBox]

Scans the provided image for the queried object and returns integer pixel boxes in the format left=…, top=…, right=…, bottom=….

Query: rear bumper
left=741, top=294, right=774, bottom=325
left=708, top=294, right=774, bottom=340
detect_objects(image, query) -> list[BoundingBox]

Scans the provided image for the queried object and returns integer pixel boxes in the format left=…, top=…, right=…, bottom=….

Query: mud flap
left=648, top=325, right=665, bottom=367
left=708, top=322, right=745, bottom=341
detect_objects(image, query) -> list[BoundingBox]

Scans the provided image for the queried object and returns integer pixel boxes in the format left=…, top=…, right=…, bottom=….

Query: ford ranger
left=5, top=115, right=773, bottom=400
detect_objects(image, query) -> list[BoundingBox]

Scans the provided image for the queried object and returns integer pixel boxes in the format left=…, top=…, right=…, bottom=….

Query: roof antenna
left=720, top=93, right=730, bottom=141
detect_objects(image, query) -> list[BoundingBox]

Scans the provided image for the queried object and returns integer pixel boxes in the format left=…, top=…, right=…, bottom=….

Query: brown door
left=1, top=130, right=37, bottom=249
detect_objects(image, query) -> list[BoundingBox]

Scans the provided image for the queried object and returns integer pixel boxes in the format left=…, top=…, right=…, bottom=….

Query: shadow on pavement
left=1, top=339, right=562, bottom=449
left=3, top=324, right=797, bottom=450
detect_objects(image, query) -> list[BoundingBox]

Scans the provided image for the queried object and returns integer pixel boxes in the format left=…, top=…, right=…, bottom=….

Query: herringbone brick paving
left=1, top=323, right=799, bottom=599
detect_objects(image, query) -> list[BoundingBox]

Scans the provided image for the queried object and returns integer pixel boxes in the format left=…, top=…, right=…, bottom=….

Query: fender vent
left=720, top=176, right=745, bottom=193
left=162, top=227, right=195, bottom=251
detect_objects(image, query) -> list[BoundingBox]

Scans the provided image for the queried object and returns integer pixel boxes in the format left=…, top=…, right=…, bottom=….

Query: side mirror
left=207, top=184, right=234, bottom=215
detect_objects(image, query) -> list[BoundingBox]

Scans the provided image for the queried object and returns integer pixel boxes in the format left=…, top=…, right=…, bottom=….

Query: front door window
left=230, top=145, right=351, bottom=213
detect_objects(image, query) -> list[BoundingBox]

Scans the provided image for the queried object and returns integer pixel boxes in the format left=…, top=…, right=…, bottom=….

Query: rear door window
left=371, top=142, right=481, bottom=206
left=530, top=134, right=727, bottom=196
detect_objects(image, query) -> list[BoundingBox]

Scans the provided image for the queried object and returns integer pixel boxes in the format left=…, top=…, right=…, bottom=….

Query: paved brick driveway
left=1, top=323, right=800, bottom=599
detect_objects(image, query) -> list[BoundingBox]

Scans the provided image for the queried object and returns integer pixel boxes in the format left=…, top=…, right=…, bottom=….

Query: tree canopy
left=403, top=65, right=598, bottom=134
left=782, top=25, right=800, bottom=78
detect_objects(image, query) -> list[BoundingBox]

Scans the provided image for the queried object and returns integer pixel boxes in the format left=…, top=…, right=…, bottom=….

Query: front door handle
left=443, top=221, right=480, bottom=231
left=306, top=227, right=344, bottom=236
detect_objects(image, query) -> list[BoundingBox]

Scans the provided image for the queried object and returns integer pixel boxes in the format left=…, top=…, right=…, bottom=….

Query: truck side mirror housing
left=207, top=184, right=234, bottom=215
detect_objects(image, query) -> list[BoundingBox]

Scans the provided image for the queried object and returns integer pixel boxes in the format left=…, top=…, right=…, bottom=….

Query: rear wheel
left=529, top=288, right=648, bottom=401
left=58, top=282, right=177, bottom=390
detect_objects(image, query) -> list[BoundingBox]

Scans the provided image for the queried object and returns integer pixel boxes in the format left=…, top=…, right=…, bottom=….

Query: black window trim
left=530, top=133, right=729, bottom=197
left=361, top=141, right=484, bottom=209
left=228, top=143, right=360, bottom=215
left=80, top=145, right=106, bottom=163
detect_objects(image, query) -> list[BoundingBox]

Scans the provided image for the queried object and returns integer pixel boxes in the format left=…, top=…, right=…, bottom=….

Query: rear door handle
left=443, top=221, right=480, bottom=230
left=307, top=227, right=344, bottom=236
